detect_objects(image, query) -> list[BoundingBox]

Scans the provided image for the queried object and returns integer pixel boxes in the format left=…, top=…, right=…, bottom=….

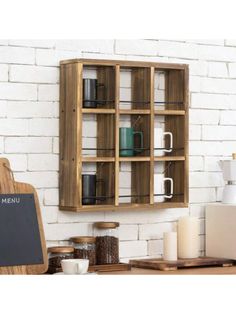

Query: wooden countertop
left=99, top=266, right=236, bottom=275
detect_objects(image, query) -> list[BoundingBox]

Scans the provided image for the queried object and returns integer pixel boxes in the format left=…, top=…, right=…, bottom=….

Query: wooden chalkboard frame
left=0, top=158, right=48, bottom=274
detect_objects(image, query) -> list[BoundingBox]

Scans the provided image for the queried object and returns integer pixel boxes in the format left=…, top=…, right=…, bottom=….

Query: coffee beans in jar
left=47, top=246, right=74, bottom=274
left=94, top=222, right=120, bottom=265
left=71, top=236, right=96, bottom=266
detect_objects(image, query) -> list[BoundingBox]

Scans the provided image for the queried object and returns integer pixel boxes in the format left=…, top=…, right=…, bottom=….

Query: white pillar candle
left=178, top=216, right=200, bottom=259
left=163, top=232, right=177, bottom=261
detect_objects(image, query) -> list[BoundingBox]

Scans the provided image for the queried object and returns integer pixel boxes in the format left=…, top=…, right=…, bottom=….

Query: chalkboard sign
left=0, top=194, right=44, bottom=267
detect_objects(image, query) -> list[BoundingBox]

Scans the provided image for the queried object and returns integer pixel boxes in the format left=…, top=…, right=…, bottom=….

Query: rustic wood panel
left=130, top=257, right=234, bottom=271
left=115, top=65, right=120, bottom=206
left=130, top=67, right=151, bottom=204
left=164, top=69, right=186, bottom=203
left=0, top=158, right=48, bottom=274
left=97, top=66, right=115, bottom=109
left=96, top=162, right=115, bottom=205
left=60, top=63, right=82, bottom=208
left=60, top=58, right=188, bottom=70
left=89, top=263, right=131, bottom=273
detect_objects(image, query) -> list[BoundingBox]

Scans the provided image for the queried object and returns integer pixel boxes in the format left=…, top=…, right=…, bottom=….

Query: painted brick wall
left=0, top=39, right=235, bottom=262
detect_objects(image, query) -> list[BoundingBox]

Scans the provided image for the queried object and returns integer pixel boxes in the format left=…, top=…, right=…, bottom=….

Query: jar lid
left=70, top=236, right=96, bottom=244
left=94, top=221, right=120, bottom=229
left=47, top=246, right=74, bottom=254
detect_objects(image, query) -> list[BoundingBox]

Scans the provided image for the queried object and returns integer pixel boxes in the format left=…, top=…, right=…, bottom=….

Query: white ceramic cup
left=154, top=128, right=173, bottom=156
left=154, top=173, right=173, bottom=202
left=61, top=259, right=89, bottom=275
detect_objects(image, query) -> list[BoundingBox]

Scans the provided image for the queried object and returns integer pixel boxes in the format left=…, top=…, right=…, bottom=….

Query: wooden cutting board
left=130, top=257, right=234, bottom=271
left=0, top=158, right=48, bottom=274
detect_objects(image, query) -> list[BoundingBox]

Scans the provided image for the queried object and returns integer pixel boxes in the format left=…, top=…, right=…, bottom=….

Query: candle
left=163, top=232, right=177, bottom=261
left=178, top=216, right=200, bottom=259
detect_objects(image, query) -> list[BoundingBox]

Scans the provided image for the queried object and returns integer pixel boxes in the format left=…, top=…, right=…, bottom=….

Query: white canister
left=154, top=128, right=173, bottom=156
left=163, top=232, right=177, bottom=261
left=154, top=173, right=173, bottom=202
left=178, top=217, right=200, bottom=259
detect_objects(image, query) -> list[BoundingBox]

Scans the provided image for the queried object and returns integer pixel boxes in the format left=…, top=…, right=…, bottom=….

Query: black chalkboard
left=0, top=194, right=44, bottom=267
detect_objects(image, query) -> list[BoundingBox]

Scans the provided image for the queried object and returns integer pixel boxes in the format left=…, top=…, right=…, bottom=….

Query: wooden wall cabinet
left=60, top=59, right=189, bottom=212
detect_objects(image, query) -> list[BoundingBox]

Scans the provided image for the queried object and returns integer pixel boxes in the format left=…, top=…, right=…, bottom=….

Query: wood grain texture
left=60, top=201, right=188, bottom=212
left=89, top=263, right=131, bottom=273
left=60, top=58, right=187, bottom=70
left=131, top=67, right=151, bottom=204
left=164, top=69, right=186, bottom=203
left=59, top=59, right=189, bottom=212
left=101, top=266, right=236, bottom=275
left=115, top=65, right=120, bottom=206
left=0, top=158, right=48, bottom=275
left=60, top=63, right=82, bottom=208
left=130, top=257, right=234, bottom=271
left=150, top=67, right=155, bottom=204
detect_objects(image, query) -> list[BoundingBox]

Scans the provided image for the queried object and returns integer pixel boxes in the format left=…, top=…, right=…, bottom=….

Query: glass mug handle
left=163, top=177, right=173, bottom=199
left=163, top=132, right=173, bottom=153
left=133, top=131, right=144, bottom=153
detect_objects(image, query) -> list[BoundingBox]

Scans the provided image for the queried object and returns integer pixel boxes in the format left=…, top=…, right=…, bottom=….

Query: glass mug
left=154, top=173, right=173, bottom=202
left=154, top=128, right=173, bottom=156
left=119, top=127, right=144, bottom=157
left=83, top=79, right=105, bottom=108
left=82, top=174, right=105, bottom=205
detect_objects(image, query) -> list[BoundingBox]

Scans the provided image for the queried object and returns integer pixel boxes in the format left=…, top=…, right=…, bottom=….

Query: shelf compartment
left=83, top=65, right=116, bottom=109
left=119, top=67, right=151, bottom=110
left=119, top=114, right=151, bottom=157
left=82, top=162, right=115, bottom=206
left=82, top=113, right=115, bottom=158
left=119, top=161, right=150, bottom=204
left=154, top=115, right=185, bottom=157
left=154, top=160, right=185, bottom=204
left=154, top=69, right=185, bottom=111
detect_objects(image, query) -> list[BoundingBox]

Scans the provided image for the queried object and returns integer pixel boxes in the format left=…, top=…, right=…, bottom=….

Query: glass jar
left=94, top=222, right=120, bottom=265
left=47, top=246, right=74, bottom=274
left=71, top=236, right=96, bottom=266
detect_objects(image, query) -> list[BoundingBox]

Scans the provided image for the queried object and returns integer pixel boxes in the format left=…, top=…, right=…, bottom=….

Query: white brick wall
left=1, top=39, right=236, bottom=260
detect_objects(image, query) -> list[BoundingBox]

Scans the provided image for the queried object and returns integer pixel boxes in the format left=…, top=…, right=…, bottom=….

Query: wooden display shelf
left=60, top=58, right=189, bottom=212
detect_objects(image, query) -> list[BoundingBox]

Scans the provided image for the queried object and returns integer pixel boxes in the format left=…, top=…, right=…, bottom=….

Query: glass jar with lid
left=71, top=236, right=96, bottom=266
left=94, top=222, right=120, bottom=265
left=47, top=246, right=74, bottom=274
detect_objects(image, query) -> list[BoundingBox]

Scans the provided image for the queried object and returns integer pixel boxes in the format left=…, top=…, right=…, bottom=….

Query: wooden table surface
left=99, top=266, right=236, bottom=275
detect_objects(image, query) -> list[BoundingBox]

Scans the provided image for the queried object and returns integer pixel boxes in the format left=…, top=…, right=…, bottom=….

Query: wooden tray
left=47, top=263, right=131, bottom=274
left=130, top=257, right=234, bottom=271
left=89, top=263, right=131, bottom=272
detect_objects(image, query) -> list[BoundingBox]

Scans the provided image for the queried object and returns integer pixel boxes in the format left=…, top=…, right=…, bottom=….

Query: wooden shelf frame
left=60, top=59, right=189, bottom=212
